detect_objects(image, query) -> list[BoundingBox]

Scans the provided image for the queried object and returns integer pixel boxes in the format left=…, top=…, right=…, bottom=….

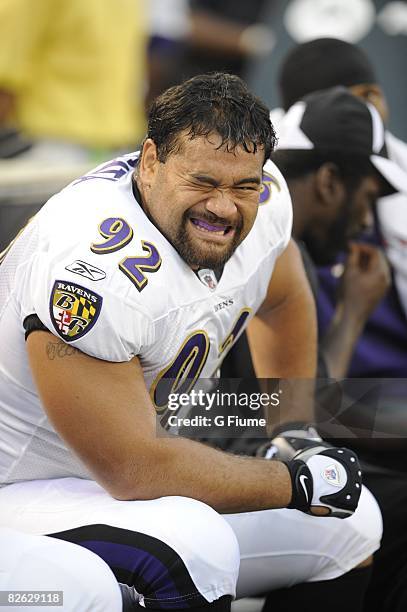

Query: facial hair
left=172, top=210, right=245, bottom=269
left=302, top=196, right=354, bottom=266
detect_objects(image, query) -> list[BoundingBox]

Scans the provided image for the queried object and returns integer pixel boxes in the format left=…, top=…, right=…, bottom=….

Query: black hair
left=279, top=38, right=376, bottom=110
left=146, top=72, right=276, bottom=162
left=271, top=149, right=378, bottom=192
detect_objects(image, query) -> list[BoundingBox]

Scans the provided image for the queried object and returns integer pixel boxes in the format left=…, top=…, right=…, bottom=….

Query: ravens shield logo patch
left=49, top=280, right=102, bottom=342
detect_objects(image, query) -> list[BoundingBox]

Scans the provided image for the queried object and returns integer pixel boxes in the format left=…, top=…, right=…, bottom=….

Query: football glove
left=257, top=423, right=362, bottom=518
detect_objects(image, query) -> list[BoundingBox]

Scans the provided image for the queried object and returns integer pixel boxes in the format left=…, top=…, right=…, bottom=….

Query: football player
left=0, top=73, right=381, bottom=611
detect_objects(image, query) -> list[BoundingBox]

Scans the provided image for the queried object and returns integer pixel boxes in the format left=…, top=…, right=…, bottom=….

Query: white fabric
left=366, top=102, right=385, bottom=154
left=0, top=478, right=382, bottom=599
left=305, top=453, right=351, bottom=508
left=227, top=485, right=381, bottom=594
left=273, top=102, right=314, bottom=150
left=0, top=481, right=240, bottom=603
left=0, top=527, right=122, bottom=611
left=371, top=153, right=407, bottom=195
left=377, top=132, right=407, bottom=316
left=0, top=152, right=292, bottom=486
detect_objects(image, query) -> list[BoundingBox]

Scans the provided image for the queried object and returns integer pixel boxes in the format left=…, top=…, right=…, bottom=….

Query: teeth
left=191, top=219, right=229, bottom=236
left=196, top=226, right=225, bottom=235
left=191, top=219, right=228, bottom=235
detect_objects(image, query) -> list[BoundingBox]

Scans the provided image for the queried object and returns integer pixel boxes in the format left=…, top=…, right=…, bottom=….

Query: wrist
left=284, top=459, right=313, bottom=512
left=334, top=301, right=367, bottom=333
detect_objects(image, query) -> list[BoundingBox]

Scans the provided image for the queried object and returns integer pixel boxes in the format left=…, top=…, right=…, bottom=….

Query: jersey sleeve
left=19, top=212, right=154, bottom=362
left=260, top=158, right=293, bottom=255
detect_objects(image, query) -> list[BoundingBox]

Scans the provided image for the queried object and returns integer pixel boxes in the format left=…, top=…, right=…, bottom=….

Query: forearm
left=247, top=278, right=317, bottom=430
left=247, top=300, right=317, bottom=379
left=247, top=241, right=317, bottom=380
left=247, top=311, right=316, bottom=432
left=116, top=434, right=292, bottom=512
left=27, top=333, right=292, bottom=513
left=322, top=243, right=391, bottom=379
left=322, top=303, right=365, bottom=379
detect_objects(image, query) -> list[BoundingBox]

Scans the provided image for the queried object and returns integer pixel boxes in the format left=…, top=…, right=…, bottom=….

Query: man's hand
left=257, top=423, right=362, bottom=518
left=322, top=242, right=391, bottom=378
left=288, top=445, right=362, bottom=518
left=340, top=242, right=391, bottom=323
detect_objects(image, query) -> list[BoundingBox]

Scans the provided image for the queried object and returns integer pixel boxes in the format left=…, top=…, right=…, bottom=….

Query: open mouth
left=190, top=218, right=233, bottom=236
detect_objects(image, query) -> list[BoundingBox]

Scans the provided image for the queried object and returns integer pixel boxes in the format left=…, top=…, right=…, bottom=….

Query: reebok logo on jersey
left=50, top=280, right=103, bottom=342
left=322, top=464, right=342, bottom=487
left=65, top=260, right=106, bottom=282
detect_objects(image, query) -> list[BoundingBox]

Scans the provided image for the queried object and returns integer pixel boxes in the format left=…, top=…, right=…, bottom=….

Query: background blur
left=250, top=0, right=407, bottom=140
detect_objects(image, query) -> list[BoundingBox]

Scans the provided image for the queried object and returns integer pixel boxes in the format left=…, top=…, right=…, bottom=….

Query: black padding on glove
left=285, top=459, right=313, bottom=513
left=317, top=447, right=362, bottom=515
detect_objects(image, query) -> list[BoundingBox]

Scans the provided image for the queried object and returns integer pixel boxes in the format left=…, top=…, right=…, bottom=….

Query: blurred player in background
left=275, top=37, right=407, bottom=378
left=147, top=0, right=274, bottom=103
left=265, top=39, right=407, bottom=612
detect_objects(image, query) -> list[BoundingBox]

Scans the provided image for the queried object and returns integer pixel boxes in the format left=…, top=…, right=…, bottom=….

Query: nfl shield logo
left=322, top=464, right=342, bottom=487
left=50, top=280, right=102, bottom=342
left=198, top=268, right=217, bottom=291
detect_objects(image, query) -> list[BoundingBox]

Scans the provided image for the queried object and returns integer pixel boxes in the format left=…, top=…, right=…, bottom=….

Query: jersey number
left=151, top=308, right=252, bottom=411
left=91, top=217, right=161, bottom=291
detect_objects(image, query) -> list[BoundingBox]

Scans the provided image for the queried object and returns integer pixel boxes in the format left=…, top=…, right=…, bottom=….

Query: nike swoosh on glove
left=287, top=445, right=363, bottom=518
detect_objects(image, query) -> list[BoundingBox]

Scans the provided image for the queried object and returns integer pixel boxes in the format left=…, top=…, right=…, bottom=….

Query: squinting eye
left=237, top=186, right=259, bottom=192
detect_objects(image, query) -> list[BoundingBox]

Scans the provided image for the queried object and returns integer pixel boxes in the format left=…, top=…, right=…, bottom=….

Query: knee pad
left=153, top=496, right=240, bottom=601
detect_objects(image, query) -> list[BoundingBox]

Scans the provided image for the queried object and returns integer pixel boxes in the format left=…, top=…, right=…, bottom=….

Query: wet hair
left=279, top=38, right=376, bottom=110
left=146, top=72, right=276, bottom=162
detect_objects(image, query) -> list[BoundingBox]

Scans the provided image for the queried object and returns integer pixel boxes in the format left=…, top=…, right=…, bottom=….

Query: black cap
left=276, top=87, right=407, bottom=194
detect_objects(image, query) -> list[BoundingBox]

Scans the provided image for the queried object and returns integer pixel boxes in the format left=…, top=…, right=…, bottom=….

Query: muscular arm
left=247, top=239, right=317, bottom=376
left=27, top=332, right=292, bottom=512
left=246, top=240, right=318, bottom=426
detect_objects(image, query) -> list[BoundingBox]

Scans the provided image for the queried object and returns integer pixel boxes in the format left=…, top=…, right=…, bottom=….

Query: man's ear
left=138, top=139, right=160, bottom=187
left=314, top=163, right=345, bottom=209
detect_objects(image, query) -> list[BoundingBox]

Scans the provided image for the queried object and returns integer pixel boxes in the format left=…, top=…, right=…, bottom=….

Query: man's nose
left=205, top=191, right=237, bottom=219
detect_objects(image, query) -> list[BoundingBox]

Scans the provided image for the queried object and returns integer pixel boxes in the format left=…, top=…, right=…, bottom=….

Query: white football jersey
left=376, top=131, right=407, bottom=317
left=0, top=152, right=292, bottom=485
